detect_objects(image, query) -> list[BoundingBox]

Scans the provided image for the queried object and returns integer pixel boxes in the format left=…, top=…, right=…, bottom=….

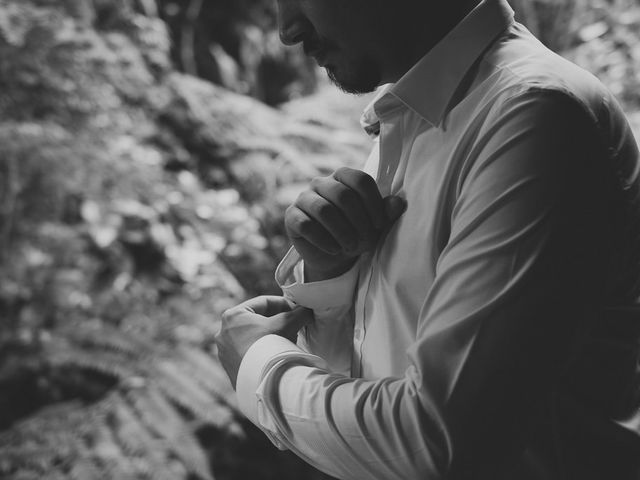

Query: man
left=215, top=0, right=640, bottom=478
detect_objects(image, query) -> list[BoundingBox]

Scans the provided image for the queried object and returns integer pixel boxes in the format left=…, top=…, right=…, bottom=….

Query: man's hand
left=285, top=167, right=407, bottom=281
left=215, top=296, right=313, bottom=388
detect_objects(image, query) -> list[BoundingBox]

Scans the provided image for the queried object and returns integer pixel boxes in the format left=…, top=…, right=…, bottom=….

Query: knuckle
left=353, top=172, right=373, bottom=190
left=298, top=189, right=315, bottom=206
left=314, top=199, right=333, bottom=218
left=336, top=187, right=357, bottom=206
left=284, top=205, right=298, bottom=223
left=221, top=308, right=233, bottom=323
left=309, top=176, right=327, bottom=190
left=297, top=217, right=315, bottom=236
left=221, top=305, right=242, bottom=323
left=334, top=166, right=351, bottom=179
left=285, top=207, right=307, bottom=235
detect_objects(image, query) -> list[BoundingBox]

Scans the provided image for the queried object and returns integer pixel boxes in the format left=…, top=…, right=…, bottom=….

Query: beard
left=303, top=36, right=381, bottom=95
left=325, top=57, right=381, bottom=95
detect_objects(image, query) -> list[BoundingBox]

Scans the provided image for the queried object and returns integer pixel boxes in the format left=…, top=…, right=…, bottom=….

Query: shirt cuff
left=275, top=247, right=360, bottom=310
left=236, top=334, right=328, bottom=448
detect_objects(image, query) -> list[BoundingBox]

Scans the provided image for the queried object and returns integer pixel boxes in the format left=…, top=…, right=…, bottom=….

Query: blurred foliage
left=0, top=0, right=364, bottom=479
left=156, top=0, right=318, bottom=105
left=511, top=0, right=640, bottom=108
left=1, top=0, right=640, bottom=479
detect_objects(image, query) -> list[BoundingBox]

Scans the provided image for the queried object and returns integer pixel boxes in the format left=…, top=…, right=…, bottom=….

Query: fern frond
left=61, top=322, right=153, bottom=360
left=123, top=385, right=187, bottom=441
left=67, top=458, right=108, bottom=480
left=154, top=360, right=217, bottom=419
left=173, top=346, right=235, bottom=402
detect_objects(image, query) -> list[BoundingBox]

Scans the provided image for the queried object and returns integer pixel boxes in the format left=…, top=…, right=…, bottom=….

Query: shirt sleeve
left=275, top=246, right=360, bottom=376
left=236, top=88, right=611, bottom=479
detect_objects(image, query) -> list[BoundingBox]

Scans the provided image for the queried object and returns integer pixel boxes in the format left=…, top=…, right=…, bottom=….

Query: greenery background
left=0, top=0, right=639, bottom=479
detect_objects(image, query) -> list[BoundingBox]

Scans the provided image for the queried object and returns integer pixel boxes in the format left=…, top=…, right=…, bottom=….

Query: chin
left=326, top=63, right=380, bottom=95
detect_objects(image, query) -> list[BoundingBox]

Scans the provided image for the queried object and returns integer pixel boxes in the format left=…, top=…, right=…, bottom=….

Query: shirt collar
left=360, top=0, right=514, bottom=134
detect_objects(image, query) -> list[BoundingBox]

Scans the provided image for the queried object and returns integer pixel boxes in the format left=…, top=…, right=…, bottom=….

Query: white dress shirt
left=236, top=0, right=640, bottom=478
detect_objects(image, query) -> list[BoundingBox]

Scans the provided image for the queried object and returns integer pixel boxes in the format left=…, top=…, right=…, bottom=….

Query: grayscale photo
left=1, top=0, right=640, bottom=479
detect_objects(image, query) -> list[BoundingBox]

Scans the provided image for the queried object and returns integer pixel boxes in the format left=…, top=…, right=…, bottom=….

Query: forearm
left=237, top=336, right=449, bottom=480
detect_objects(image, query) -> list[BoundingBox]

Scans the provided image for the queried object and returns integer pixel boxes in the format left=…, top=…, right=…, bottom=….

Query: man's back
left=484, top=21, right=640, bottom=478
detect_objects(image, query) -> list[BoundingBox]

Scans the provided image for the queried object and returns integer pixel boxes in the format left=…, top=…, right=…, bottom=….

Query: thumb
left=240, top=295, right=294, bottom=316
left=383, top=196, right=407, bottom=224
left=285, top=306, right=314, bottom=329
left=272, top=306, right=314, bottom=342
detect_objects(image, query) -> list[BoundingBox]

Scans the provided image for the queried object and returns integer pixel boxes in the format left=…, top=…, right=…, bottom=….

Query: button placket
left=376, top=111, right=404, bottom=197
left=352, top=108, right=405, bottom=378
left=352, top=253, right=371, bottom=378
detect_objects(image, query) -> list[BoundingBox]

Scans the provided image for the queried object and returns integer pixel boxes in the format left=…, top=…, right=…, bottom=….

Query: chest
left=354, top=110, right=481, bottom=377
left=363, top=117, right=474, bottom=292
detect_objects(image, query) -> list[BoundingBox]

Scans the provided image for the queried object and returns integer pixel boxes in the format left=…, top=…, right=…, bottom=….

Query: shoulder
left=478, top=22, right=616, bottom=129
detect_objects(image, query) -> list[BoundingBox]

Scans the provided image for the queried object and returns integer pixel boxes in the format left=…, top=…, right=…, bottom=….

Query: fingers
left=221, top=298, right=313, bottom=345
left=333, top=167, right=386, bottom=230
left=296, top=189, right=360, bottom=253
left=235, top=295, right=295, bottom=317
left=285, top=205, right=342, bottom=255
left=286, top=168, right=383, bottom=255
left=284, top=167, right=408, bottom=261
left=271, top=306, right=314, bottom=342
left=216, top=298, right=312, bottom=389
left=310, top=176, right=377, bottom=245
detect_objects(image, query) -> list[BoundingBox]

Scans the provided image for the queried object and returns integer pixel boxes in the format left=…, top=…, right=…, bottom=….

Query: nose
left=277, top=0, right=310, bottom=46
